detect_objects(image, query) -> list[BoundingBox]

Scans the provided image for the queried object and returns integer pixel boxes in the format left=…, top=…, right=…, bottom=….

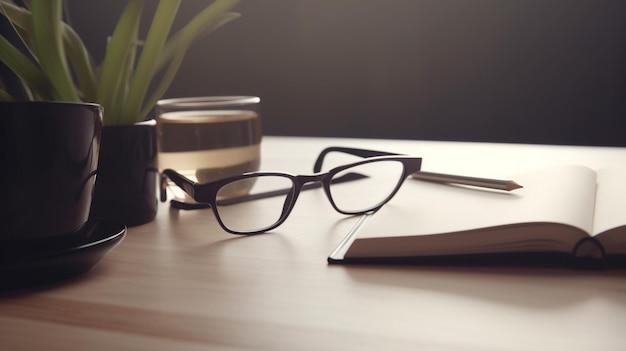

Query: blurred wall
left=68, top=1, right=626, bottom=146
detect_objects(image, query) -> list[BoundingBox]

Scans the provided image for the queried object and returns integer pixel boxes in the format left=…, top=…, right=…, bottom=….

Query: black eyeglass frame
left=160, top=147, right=422, bottom=234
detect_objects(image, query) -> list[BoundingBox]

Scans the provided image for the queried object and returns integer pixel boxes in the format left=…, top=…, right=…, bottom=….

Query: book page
left=592, top=167, right=626, bottom=254
left=344, top=165, right=597, bottom=258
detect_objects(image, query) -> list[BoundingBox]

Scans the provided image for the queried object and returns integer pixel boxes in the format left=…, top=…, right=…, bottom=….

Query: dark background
left=8, top=1, right=626, bottom=146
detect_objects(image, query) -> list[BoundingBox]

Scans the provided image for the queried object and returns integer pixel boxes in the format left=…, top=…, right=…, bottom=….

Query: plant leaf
left=112, top=35, right=140, bottom=118
left=141, top=9, right=240, bottom=121
left=0, top=0, right=42, bottom=100
left=0, top=0, right=240, bottom=125
left=122, top=0, right=181, bottom=125
left=63, top=24, right=97, bottom=102
left=97, top=0, right=143, bottom=125
left=138, top=45, right=186, bottom=120
left=0, top=88, right=16, bottom=101
left=170, top=0, right=240, bottom=47
left=1, top=1, right=96, bottom=101
left=154, top=11, right=240, bottom=73
left=130, top=0, right=240, bottom=124
left=30, top=0, right=78, bottom=101
left=0, top=34, right=53, bottom=99
left=0, top=1, right=37, bottom=56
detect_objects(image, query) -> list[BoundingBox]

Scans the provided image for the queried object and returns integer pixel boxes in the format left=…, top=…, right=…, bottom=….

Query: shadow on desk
left=334, top=259, right=626, bottom=310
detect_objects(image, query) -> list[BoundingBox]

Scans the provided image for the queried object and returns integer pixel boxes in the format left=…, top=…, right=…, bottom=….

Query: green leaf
left=121, top=0, right=181, bottom=125
left=171, top=0, right=240, bottom=46
left=0, top=1, right=36, bottom=53
left=128, top=0, right=240, bottom=124
left=0, top=1, right=39, bottom=78
left=97, top=0, right=143, bottom=125
left=0, top=0, right=240, bottom=124
left=63, top=24, right=97, bottom=102
left=0, top=34, right=53, bottom=99
left=112, top=35, right=140, bottom=119
left=154, top=11, right=240, bottom=73
left=30, top=0, right=78, bottom=101
left=139, top=44, right=186, bottom=120
left=0, top=88, right=16, bottom=101
left=0, top=2, right=96, bottom=101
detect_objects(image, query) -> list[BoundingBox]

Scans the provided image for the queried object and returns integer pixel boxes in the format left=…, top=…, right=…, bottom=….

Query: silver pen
left=411, top=171, right=523, bottom=191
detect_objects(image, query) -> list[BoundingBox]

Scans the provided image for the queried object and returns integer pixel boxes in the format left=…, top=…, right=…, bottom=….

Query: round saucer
left=0, top=218, right=126, bottom=290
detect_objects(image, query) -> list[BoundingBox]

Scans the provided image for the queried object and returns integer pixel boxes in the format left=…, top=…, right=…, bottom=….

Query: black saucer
left=0, top=218, right=126, bottom=290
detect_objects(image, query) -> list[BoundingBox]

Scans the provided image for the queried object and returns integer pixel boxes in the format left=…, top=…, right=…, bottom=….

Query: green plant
left=0, top=0, right=240, bottom=125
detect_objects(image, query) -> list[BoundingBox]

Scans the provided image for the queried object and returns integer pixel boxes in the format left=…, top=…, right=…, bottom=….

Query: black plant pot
left=0, top=101, right=102, bottom=240
left=90, top=120, right=158, bottom=226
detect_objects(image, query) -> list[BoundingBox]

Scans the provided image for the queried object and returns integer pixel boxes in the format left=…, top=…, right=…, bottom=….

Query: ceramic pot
left=90, top=120, right=158, bottom=226
left=0, top=101, right=103, bottom=240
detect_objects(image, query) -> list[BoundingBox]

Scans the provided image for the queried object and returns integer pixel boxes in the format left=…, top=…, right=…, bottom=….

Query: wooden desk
left=2, top=136, right=626, bottom=350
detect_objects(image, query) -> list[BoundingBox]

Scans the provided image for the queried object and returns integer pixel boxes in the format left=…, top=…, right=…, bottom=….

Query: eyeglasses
left=160, top=146, right=422, bottom=234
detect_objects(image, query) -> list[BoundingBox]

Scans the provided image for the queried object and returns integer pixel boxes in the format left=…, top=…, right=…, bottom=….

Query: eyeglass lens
left=329, top=160, right=405, bottom=213
left=213, top=159, right=406, bottom=233
left=216, top=175, right=294, bottom=233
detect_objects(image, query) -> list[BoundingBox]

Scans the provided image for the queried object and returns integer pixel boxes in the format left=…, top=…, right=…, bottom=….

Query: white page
left=592, top=167, right=626, bottom=235
left=591, top=167, right=626, bottom=254
left=360, top=165, right=596, bottom=237
left=342, top=165, right=598, bottom=257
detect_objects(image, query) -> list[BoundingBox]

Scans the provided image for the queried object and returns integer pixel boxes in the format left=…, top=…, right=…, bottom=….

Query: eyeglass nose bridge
left=292, top=172, right=336, bottom=204
left=293, top=173, right=330, bottom=188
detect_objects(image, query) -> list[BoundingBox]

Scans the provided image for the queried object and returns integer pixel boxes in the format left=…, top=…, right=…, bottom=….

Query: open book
left=328, top=165, right=626, bottom=267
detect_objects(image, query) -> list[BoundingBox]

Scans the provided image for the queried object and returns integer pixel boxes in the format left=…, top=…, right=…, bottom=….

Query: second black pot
left=90, top=120, right=158, bottom=227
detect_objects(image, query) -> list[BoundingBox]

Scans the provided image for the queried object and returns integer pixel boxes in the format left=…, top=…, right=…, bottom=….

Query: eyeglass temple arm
left=160, top=169, right=197, bottom=202
left=312, top=146, right=402, bottom=173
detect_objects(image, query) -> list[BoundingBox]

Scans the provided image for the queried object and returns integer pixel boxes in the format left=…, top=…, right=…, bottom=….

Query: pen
left=411, top=171, right=523, bottom=191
